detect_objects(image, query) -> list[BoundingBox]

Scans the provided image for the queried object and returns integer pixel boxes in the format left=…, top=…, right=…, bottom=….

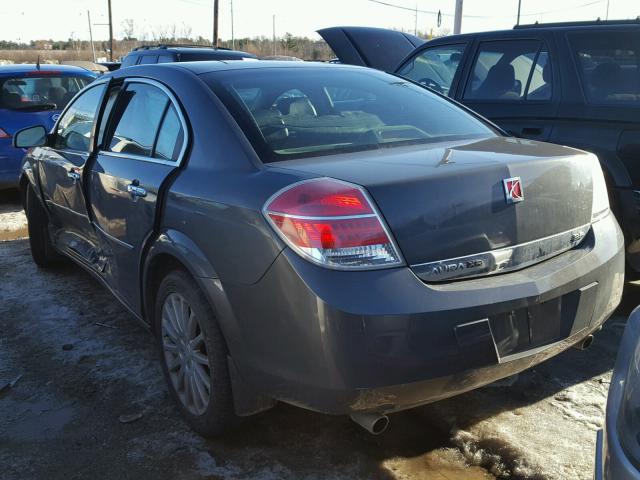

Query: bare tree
left=122, top=18, right=136, bottom=41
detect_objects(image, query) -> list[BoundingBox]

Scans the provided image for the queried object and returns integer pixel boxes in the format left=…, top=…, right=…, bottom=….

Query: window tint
left=526, top=51, right=552, bottom=100
left=154, top=104, right=184, bottom=161
left=107, top=83, right=169, bottom=157
left=157, top=55, right=174, bottom=63
left=121, top=55, right=137, bottom=68
left=397, top=44, right=466, bottom=97
left=54, top=83, right=106, bottom=152
left=569, top=32, right=640, bottom=104
left=138, top=55, right=158, bottom=65
left=206, top=68, right=495, bottom=162
left=464, top=40, right=544, bottom=101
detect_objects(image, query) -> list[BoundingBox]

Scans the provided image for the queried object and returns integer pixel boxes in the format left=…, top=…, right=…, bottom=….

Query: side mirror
left=13, top=125, right=47, bottom=149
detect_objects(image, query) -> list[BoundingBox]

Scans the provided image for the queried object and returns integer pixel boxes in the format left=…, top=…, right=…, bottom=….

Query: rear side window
left=106, top=83, right=168, bottom=157
left=138, top=55, right=158, bottom=65
left=104, top=82, right=184, bottom=161
left=54, top=83, right=106, bottom=152
left=569, top=31, right=640, bottom=104
left=397, top=44, right=466, bottom=97
left=464, top=40, right=551, bottom=101
left=154, top=104, right=184, bottom=161
left=157, top=55, right=174, bottom=63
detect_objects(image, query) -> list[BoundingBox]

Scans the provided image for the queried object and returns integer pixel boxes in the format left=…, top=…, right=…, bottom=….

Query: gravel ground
left=0, top=190, right=633, bottom=479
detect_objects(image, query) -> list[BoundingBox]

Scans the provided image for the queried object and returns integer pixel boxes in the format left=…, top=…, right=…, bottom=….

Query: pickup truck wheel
left=155, top=270, right=236, bottom=437
left=25, top=184, right=61, bottom=267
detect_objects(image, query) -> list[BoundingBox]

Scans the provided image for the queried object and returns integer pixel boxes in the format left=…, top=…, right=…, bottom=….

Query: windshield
left=0, top=74, right=93, bottom=111
left=204, top=67, right=496, bottom=161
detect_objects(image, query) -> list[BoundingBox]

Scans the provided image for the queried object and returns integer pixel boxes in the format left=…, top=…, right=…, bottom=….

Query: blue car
left=0, top=64, right=95, bottom=189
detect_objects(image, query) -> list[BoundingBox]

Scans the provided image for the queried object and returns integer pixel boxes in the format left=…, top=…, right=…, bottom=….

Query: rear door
left=38, top=81, right=108, bottom=262
left=90, top=79, right=187, bottom=311
left=458, top=35, right=560, bottom=141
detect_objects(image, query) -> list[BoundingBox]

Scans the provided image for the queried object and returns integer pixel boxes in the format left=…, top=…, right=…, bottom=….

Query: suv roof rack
left=514, top=17, right=640, bottom=29
left=132, top=44, right=231, bottom=51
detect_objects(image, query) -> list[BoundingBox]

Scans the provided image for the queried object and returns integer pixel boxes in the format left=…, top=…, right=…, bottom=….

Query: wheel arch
left=142, top=228, right=275, bottom=416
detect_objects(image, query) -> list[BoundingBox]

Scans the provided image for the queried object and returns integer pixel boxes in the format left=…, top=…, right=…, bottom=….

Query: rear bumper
left=595, top=308, right=640, bottom=480
left=221, top=212, right=624, bottom=415
left=0, top=139, right=23, bottom=189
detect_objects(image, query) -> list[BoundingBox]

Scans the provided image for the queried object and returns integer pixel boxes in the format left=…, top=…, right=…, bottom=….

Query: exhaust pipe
left=574, top=334, right=594, bottom=350
left=350, top=412, right=389, bottom=435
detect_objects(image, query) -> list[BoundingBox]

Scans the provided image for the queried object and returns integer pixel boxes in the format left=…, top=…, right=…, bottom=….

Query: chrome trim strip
left=411, top=223, right=591, bottom=282
left=265, top=212, right=378, bottom=221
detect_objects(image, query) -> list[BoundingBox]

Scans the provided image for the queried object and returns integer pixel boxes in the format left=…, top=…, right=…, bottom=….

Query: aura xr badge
left=503, top=177, right=524, bottom=204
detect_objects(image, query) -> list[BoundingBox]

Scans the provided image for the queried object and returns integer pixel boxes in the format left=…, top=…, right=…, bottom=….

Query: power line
left=367, top=0, right=606, bottom=20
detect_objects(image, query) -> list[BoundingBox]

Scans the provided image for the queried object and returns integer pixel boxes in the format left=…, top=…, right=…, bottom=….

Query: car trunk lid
left=317, top=26, right=425, bottom=72
left=271, top=136, right=593, bottom=279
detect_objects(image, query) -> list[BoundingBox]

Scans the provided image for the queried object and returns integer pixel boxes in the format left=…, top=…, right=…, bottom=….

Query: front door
left=38, top=81, right=108, bottom=263
left=89, top=79, right=187, bottom=312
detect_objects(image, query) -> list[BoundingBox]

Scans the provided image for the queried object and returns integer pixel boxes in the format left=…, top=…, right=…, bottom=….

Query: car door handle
left=126, top=183, right=147, bottom=198
left=67, top=170, right=81, bottom=183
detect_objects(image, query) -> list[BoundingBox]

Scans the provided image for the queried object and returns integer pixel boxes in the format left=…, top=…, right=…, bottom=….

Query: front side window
left=54, top=83, right=106, bottom=152
left=569, top=31, right=640, bottom=104
left=397, top=44, right=466, bottom=96
left=205, top=67, right=495, bottom=162
left=464, top=40, right=549, bottom=101
left=0, top=74, right=93, bottom=111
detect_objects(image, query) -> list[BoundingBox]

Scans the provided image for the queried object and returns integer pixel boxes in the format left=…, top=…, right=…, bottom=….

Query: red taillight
left=264, top=178, right=403, bottom=269
left=0, top=128, right=10, bottom=139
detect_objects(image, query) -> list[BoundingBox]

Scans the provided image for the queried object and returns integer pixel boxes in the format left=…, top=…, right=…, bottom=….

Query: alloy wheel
left=161, top=292, right=212, bottom=415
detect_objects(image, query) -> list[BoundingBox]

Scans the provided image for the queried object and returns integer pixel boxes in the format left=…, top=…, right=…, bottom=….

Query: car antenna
left=36, top=55, right=40, bottom=70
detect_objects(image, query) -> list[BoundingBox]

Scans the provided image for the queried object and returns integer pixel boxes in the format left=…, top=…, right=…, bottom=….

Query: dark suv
left=320, top=20, right=640, bottom=271
left=120, top=44, right=257, bottom=68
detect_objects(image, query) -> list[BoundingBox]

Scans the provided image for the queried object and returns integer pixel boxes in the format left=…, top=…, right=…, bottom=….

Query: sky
left=0, top=0, right=637, bottom=42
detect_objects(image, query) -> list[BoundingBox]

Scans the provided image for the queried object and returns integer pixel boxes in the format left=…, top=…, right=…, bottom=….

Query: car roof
left=156, top=60, right=362, bottom=76
left=0, top=63, right=96, bottom=77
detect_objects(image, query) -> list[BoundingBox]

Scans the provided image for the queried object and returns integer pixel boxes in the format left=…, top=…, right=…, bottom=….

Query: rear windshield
left=204, top=67, right=495, bottom=161
left=0, top=74, right=93, bottom=111
left=569, top=31, right=640, bottom=104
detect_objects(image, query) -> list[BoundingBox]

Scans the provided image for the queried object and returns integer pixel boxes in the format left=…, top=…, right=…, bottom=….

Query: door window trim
left=99, top=77, right=190, bottom=167
left=461, top=37, right=555, bottom=104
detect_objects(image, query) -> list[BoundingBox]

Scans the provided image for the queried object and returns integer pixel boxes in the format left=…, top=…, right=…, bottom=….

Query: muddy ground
left=0, top=189, right=633, bottom=480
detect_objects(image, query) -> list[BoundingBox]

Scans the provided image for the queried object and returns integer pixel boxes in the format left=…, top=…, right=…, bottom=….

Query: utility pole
left=517, top=0, right=522, bottom=25
left=87, top=10, right=96, bottom=62
left=230, top=0, right=235, bottom=49
left=107, top=0, right=114, bottom=61
left=414, top=4, right=418, bottom=36
left=605, top=0, right=610, bottom=20
left=213, top=0, right=219, bottom=47
left=272, top=14, right=276, bottom=56
left=453, top=0, right=463, bottom=35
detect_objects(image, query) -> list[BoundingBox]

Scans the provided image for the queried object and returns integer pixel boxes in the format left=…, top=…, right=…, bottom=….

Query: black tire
left=154, top=269, right=236, bottom=437
left=25, top=184, right=61, bottom=267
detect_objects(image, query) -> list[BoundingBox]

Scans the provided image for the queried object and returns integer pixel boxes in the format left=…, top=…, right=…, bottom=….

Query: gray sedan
left=13, top=60, right=624, bottom=436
